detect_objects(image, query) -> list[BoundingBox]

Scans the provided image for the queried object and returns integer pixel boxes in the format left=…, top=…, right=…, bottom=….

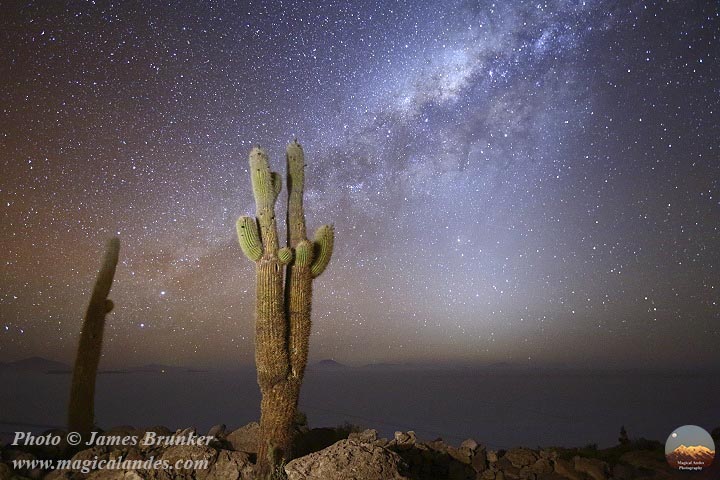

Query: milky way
left=1, top=0, right=718, bottom=368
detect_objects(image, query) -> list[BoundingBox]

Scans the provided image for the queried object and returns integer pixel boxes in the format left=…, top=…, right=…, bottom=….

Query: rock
left=496, top=456, right=521, bottom=478
left=472, top=446, right=488, bottom=473
left=43, top=471, right=75, bottom=480
left=573, top=456, right=608, bottom=480
left=226, top=423, right=259, bottom=454
left=554, top=458, right=584, bottom=480
left=392, top=431, right=417, bottom=451
left=207, top=424, right=226, bottom=439
left=611, top=463, right=637, bottom=480
left=284, top=439, right=410, bottom=480
left=87, top=471, right=145, bottom=480
left=539, top=449, right=558, bottom=460
left=618, top=450, right=669, bottom=473
left=506, top=448, right=538, bottom=468
left=481, top=470, right=497, bottom=480
left=527, top=458, right=554, bottom=475
left=394, top=431, right=416, bottom=445
left=207, top=450, right=255, bottom=480
left=448, top=445, right=472, bottom=465
left=5, top=451, right=35, bottom=477
left=447, top=459, right=476, bottom=480
left=426, top=439, right=449, bottom=454
left=496, top=471, right=506, bottom=480
left=175, top=427, right=196, bottom=439
left=348, top=429, right=378, bottom=444
left=487, top=450, right=499, bottom=463
left=537, top=473, right=574, bottom=480
left=28, top=467, right=44, bottom=479
left=0, top=463, right=13, bottom=480
left=72, top=446, right=110, bottom=463
left=156, top=445, right=218, bottom=480
left=460, top=438, right=479, bottom=451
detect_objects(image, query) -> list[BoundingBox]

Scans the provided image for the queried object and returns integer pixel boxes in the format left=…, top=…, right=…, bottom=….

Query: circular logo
left=665, top=425, right=715, bottom=471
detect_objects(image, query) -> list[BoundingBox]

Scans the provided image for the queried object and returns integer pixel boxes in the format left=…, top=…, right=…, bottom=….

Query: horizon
left=4, top=354, right=720, bottom=374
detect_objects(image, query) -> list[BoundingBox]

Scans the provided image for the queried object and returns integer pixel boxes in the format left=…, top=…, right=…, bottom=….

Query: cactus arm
left=236, top=216, right=263, bottom=261
left=286, top=139, right=307, bottom=248
left=278, top=247, right=293, bottom=265
left=310, top=225, right=334, bottom=278
left=249, top=147, right=280, bottom=254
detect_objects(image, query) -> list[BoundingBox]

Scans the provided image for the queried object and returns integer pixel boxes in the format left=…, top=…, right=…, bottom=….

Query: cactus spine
left=68, top=237, right=120, bottom=437
left=236, top=141, right=333, bottom=476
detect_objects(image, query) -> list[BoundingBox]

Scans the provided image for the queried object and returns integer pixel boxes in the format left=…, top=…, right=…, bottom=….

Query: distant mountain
left=666, top=444, right=715, bottom=469
left=0, top=357, right=69, bottom=373
left=312, top=359, right=347, bottom=369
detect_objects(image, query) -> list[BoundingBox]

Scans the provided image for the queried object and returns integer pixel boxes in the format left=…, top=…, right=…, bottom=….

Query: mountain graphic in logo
left=666, top=444, right=715, bottom=469
left=665, top=425, right=716, bottom=471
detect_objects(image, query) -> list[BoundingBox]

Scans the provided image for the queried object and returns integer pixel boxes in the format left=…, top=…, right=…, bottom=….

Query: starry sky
left=1, top=0, right=718, bottom=369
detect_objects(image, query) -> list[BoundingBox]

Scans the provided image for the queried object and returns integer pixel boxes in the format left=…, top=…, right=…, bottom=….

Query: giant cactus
left=236, top=141, right=333, bottom=476
left=68, top=237, right=120, bottom=437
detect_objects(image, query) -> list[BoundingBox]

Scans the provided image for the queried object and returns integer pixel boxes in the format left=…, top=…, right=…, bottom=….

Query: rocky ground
left=1, top=422, right=718, bottom=480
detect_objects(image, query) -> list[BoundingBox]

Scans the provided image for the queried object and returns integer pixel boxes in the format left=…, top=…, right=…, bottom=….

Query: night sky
left=1, top=1, right=718, bottom=369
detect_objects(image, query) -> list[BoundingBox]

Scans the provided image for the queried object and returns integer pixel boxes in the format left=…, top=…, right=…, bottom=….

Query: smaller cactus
left=68, top=237, right=120, bottom=437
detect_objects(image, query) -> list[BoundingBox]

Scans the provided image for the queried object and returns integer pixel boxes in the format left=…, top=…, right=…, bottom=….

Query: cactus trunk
left=237, top=141, right=333, bottom=477
left=68, top=237, right=119, bottom=437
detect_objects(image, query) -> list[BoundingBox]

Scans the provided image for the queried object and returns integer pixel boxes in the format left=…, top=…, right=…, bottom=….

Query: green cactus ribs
left=236, top=140, right=334, bottom=478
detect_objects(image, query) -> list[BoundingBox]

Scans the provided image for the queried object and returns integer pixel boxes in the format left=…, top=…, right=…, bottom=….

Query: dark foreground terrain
left=2, top=421, right=718, bottom=480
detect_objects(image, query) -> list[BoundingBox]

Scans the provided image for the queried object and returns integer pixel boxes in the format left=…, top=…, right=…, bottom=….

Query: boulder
left=573, top=456, right=608, bottom=480
left=207, top=450, right=255, bottom=480
left=0, top=463, right=13, bottom=480
left=526, top=458, right=554, bottom=475
left=618, top=450, right=669, bottom=473
left=481, top=470, right=497, bottom=479
left=284, top=439, right=410, bottom=480
left=155, top=445, right=218, bottom=480
left=392, top=431, right=417, bottom=451
left=448, top=445, right=472, bottom=465
left=447, top=459, right=476, bottom=480
left=554, top=458, right=584, bottom=480
left=207, top=424, right=226, bottom=439
left=394, top=431, right=416, bottom=445
left=348, top=429, right=378, bottom=444
left=460, top=438, right=479, bottom=451
left=505, top=448, right=538, bottom=468
left=42, top=471, right=74, bottom=480
left=71, top=446, right=111, bottom=463
left=472, top=446, right=488, bottom=473
left=87, top=471, right=145, bottom=480
left=537, top=473, right=575, bottom=480
left=426, top=439, right=449, bottom=454
left=539, top=449, right=558, bottom=460
left=496, top=456, right=521, bottom=478
left=226, top=423, right=259, bottom=454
